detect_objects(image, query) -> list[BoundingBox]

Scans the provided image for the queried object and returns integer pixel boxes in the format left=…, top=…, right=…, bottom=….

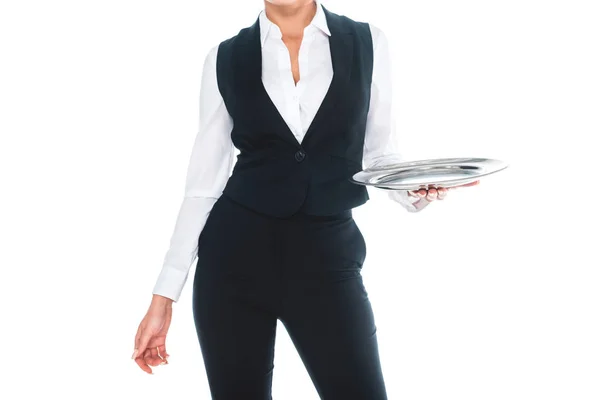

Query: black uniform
left=192, top=6, right=388, bottom=399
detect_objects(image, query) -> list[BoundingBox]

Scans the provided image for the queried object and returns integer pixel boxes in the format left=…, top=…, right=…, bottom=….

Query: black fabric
left=215, top=5, right=374, bottom=217
left=193, top=193, right=388, bottom=399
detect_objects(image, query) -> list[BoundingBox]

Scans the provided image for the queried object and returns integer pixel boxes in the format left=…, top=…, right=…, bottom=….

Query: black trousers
left=192, top=194, right=388, bottom=400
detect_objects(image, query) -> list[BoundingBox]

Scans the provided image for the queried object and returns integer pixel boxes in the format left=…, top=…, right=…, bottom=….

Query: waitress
left=132, top=1, right=476, bottom=398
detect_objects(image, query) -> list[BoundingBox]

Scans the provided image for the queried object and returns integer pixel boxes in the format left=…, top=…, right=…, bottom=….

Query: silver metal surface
left=351, top=157, right=508, bottom=190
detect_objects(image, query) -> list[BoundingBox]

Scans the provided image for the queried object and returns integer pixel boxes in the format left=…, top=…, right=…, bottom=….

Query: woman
left=132, top=0, right=478, bottom=398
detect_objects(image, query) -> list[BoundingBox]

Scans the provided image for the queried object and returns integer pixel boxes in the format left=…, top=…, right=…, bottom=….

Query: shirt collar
left=259, top=0, right=331, bottom=48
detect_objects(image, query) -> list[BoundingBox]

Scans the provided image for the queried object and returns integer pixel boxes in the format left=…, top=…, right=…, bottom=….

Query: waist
left=290, top=208, right=352, bottom=221
left=219, top=193, right=353, bottom=222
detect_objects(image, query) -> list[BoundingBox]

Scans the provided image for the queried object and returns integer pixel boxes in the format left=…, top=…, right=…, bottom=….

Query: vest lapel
left=236, top=6, right=354, bottom=149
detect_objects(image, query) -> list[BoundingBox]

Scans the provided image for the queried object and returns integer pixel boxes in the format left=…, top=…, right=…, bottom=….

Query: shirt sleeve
left=363, top=24, right=430, bottom=213
left=152, top=44, right=235, bottom=302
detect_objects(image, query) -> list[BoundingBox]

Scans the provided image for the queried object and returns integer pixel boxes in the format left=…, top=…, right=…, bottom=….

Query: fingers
left=135, top=353, right=153, bottom=374
left=458, top=180, right=480, bottom=187
left=133, top=327, right=154, bottom=374
left=134, top=333, right=166, bottom=373
left=133, top=328, right=171, bottom=374
left=436, top=187, right=448, bottom=199
left=157, top=344, right=170, bottom=365
left=408, top=180, right=478, bottom=202
left=133, top=325, right=142, bottom=359
left=426, top=187, right=442, bottom=201
left=414, top=188, right=428, bottom=198
left=145, top=347, right=159, bottom=368
left=409, top=187, right=446, bottom=201
left=423, top=186, right=447, bottom=201
left=136, top=331, right=152, bottom=360
left=147, top=345, right=166, bottom=367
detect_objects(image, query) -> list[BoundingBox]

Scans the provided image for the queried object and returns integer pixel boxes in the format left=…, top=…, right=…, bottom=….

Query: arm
left=363, top=25, right=430, bottom=213
left=152, top=44, right=235, bottom=302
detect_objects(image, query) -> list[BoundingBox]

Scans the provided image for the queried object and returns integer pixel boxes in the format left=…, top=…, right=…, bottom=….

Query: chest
left=215, top=17, right=373, bottom=151
left=282, top=37, right=302, bottom=85
left=260, top=33, right=334, bottom=141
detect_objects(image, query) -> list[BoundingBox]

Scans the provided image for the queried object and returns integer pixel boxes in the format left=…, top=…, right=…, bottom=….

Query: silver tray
left=351, top=157, right=508, bottom=190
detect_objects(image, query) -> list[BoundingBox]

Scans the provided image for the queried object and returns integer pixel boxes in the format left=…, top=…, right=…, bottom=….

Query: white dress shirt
left=152, top=1, right=429, bottom=302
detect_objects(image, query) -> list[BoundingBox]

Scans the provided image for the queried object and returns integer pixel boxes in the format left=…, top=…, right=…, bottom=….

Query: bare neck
left=263, top=0, right=317, bottom=38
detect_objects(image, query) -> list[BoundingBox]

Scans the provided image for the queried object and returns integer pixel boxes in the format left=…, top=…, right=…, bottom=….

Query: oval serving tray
left=351, top=157, right=508, bottom=190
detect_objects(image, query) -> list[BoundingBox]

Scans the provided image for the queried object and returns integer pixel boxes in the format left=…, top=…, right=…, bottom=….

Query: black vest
left=216, top=6, right=373, bottom=217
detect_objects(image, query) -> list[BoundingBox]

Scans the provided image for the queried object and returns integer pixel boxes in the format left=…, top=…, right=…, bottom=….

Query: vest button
left=294, top=150, right=306, bottom=162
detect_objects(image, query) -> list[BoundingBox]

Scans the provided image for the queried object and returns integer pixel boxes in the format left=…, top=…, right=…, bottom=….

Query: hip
left=197, top=194, right=367, bottom=268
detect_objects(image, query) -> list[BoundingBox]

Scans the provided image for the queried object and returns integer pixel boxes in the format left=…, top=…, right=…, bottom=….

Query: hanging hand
left=132, top=295, right=173, bottom=374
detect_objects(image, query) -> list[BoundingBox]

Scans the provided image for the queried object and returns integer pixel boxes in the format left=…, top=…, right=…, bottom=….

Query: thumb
left=133, top=330, right=153, bottom=360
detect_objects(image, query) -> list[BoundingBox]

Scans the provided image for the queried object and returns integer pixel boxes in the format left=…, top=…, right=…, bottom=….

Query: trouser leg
left=193, top=273, right=278, bottom=400
left=192, top=195, right=280, bottom=400
left=279, top=214, right=388, bottom=399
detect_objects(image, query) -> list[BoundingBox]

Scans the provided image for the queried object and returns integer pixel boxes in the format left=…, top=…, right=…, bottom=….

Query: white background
left=1, top=0, right=598, bottom=399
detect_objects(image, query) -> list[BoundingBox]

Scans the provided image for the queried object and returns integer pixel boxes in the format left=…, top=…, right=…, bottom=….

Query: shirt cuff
left=387, top=190, right=431, bottom=213
left=152, top=265, right=190, bottom=303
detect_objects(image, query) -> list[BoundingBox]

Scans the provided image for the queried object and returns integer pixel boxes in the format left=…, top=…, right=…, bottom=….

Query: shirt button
left=294, top=149, right=306, bottom=162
